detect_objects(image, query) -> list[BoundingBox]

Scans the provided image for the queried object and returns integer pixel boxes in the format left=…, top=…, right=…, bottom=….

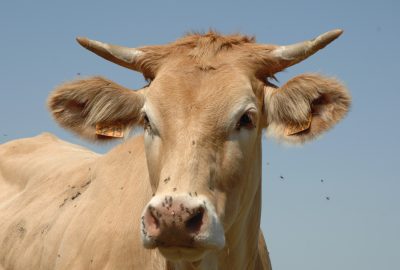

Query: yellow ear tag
left=95, top=123, right=124, bottom=138
left=285, top=114, right=312, bottom=136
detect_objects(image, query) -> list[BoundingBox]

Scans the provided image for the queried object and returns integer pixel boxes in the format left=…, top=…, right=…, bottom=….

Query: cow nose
left=141, top=196, right=208, bottom=247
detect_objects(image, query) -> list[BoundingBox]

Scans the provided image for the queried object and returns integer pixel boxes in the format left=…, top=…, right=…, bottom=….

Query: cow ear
left=263, top=74, right=351, bottom=144
left=48, top=76, right=145, bottom=141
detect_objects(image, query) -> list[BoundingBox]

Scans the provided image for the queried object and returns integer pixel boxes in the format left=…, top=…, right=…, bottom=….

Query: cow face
left=139, top=64, right=265, bottom=261
left=48, top=30, right=350, bottom=262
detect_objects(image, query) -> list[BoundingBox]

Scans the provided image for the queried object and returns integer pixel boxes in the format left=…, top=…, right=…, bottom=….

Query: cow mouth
left=157, top=245, right=210, bottom=262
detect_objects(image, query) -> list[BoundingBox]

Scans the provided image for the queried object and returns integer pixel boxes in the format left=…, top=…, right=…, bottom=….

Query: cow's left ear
left=263, top=74, right=351, bottom=144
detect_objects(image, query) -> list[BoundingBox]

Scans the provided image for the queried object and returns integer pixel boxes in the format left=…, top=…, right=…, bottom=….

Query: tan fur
left=1, top=31, right=351, bottom=270
left=0, top=133, right=270, bottom=270
left=257, top=231, right=273, bottom=270
left=136, top=31, right=276, bottom=80
left=48, top=76, right=144, bottom=141
left=264, top=74, right=351, bottom=144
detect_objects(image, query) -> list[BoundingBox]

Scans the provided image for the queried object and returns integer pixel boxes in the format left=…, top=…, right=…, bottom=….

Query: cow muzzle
left=140, top=194, right=225, bottom=260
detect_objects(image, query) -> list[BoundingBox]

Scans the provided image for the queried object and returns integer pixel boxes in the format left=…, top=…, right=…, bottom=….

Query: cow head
left=48, top=30, right=350, bottom=262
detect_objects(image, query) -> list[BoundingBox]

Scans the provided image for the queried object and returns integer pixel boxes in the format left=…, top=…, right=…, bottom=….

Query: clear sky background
left=0, top=1, right=399, bottom=269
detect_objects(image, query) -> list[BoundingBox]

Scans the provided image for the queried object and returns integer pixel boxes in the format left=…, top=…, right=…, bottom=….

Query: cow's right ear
left=48, top=76, right=145, bottom=141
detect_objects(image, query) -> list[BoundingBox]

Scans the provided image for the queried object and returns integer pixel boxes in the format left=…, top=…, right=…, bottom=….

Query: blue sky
left=0, top=1, right=399, bottom=269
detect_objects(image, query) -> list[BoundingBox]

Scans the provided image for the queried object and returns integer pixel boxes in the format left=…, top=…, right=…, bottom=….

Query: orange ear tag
left=95, top=123, right=124, bottom=138
left=285, top=114, right=312, bottom=136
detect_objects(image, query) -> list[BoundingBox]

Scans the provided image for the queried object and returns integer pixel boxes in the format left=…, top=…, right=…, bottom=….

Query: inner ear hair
left=265, top=73, right=351, bottom=144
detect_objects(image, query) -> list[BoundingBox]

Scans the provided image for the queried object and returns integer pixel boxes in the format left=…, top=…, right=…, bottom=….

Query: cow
left=0, top=29, right=350, bottom=270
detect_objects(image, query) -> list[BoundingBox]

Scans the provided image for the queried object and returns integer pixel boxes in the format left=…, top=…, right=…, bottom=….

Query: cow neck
left=94, top=135, right=147, bottom=184
left=219, top=144, right=262, bottom=270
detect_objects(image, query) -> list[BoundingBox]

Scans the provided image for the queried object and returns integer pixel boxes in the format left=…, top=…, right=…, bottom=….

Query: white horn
left=270, top=29, right=343, bottom=71
left=76, top=37, right=144, bottom=72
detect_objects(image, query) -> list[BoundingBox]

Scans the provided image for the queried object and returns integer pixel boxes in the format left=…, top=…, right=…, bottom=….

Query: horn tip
left=331, top=29, right=344, bottom=38
left=316, top=29, right=344, bottom=47
left=324, top=29, right=344, bottom=41
left=76, top=37, right=90, bottom=48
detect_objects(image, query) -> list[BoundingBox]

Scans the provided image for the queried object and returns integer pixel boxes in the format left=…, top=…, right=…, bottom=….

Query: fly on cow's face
left=163, top=177, right=171, bottom=184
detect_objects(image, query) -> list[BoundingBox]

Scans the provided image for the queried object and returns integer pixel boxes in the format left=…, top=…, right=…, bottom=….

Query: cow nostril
left=148, top=209, right=160, bottom=229
left=185, top=207, right=204, bottom=233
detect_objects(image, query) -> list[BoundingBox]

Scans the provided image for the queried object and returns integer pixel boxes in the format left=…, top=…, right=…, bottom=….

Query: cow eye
left=142, top=113, right=152, bottom=132
left=236, top=112, right=255, bottom=130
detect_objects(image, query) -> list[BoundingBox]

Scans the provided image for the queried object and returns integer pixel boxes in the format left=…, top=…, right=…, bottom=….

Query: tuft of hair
left=178, top=30, right=256, bottom=50
left=48, top=76, right=144, bottom=141
left=266, top=74, right=351, bottom=144
left=137, top=31, right=257, bottom=79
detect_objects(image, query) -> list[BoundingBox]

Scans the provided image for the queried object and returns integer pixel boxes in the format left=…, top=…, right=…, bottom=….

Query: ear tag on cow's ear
left=285, top=114, right=312, bottom=136
left=95, top=123, right=124, bottom=138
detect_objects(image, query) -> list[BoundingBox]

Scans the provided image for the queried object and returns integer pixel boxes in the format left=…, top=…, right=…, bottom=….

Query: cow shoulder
left=0, top=133, right=99, bottom=198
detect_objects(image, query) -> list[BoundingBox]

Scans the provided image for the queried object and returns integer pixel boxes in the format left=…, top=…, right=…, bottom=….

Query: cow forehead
left=143, top=67, right=258, bottom=135
left=145, top=66, right=256, bottom=110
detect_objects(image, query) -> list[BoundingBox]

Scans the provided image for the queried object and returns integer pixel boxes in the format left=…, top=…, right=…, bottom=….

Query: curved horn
left=270, top=29, right=343, bottom=72
left=76, top=37, right=144, bottom=72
